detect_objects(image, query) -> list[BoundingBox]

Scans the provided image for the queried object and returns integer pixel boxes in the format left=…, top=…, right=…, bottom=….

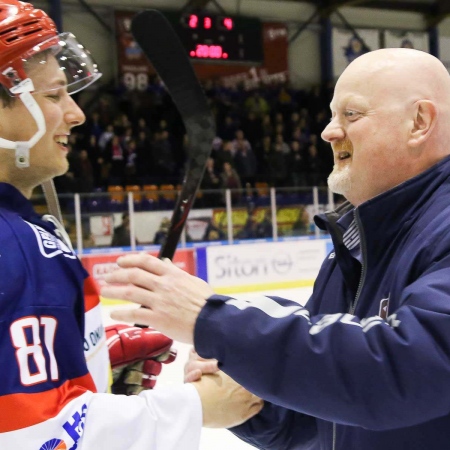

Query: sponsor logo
left=265, top=27, right=287, bottom=41
left=328, top=252, right=336, bottom=259
left=83, top=324, right=105, bottom=352
left=25, top=221, right=76, bottom=259
left=62, top=404, right=87, bottom=449
left=39, top=439, right=67, bottom=450
left=213, top=253, right=293, bottom=279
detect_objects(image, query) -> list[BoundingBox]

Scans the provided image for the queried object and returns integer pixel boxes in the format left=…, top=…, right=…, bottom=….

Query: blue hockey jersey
left=0, top=183, right=202, bottom=450
left=195, top=155, right=450, bottom=449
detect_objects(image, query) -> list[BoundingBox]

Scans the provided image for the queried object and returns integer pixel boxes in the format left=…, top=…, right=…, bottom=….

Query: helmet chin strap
left=0, top=78, right=46, bottom=167
left=2, top=78, right=65, bottom=226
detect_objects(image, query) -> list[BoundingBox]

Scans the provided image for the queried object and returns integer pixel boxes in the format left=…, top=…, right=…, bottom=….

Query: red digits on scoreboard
left=204, top=17, right=212, bottom=29
left=191, top=44, right=227, bottom=59
left=189, top=14, right=198, bottom=28
left=223, top=17, right=233, bottom=30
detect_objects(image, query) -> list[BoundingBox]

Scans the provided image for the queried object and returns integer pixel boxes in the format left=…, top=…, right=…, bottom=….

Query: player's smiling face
left=0, top=54, right=85, bottom=193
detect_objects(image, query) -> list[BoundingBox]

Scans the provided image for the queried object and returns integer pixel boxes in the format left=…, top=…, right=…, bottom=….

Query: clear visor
left=4, top=32, right=102, bottom=96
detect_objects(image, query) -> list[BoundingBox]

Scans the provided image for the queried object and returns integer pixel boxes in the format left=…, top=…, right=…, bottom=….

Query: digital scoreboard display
left=164, top=12, right=264, bottom=64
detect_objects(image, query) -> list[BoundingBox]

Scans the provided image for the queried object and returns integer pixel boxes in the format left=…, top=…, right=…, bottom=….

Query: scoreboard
left=164, top=11, right=264, bottom=64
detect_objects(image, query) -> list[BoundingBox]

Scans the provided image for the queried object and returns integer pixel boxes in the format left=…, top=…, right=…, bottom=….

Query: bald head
left=323, top=48, right=450, bottom=206
left=341, top=48, right=450, bottom=111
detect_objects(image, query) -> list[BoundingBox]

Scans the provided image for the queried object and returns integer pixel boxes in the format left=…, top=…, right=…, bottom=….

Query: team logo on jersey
left=39, top=439, right=67, bottom=450
left=24, top=221, right=76, bottom=259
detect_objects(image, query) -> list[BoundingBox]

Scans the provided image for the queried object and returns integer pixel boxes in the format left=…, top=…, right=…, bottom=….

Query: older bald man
left=103, top=49, right=450, bottom=450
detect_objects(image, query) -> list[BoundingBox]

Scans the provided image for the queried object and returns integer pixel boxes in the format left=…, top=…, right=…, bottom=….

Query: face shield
left=0, top=32, right=102, bottom=167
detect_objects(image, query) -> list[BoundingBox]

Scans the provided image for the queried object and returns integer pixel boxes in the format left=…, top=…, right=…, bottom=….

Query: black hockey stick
left=131, top=10, right=215, bottom=260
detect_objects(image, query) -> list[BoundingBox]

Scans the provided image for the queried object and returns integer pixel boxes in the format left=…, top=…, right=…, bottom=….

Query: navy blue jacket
left=195, top=155, right=450, bottom=449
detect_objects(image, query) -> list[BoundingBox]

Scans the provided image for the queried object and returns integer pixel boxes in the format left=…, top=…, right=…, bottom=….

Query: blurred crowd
left=54, top=76, right=334, bottom=197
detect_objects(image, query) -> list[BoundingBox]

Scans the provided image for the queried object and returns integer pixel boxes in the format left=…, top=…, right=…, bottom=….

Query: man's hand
left=106, top=324, right=176, bottom=395
left=184, top=347, right=219, bottom=382
left=192, top=371, right=264, bottom=428
left=101, top=254, right=215, bottom=344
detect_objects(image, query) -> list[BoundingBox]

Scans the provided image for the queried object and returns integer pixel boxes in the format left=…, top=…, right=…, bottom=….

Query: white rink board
left=101, top=286, right=312, bottom=450
left=205, top=240, right=326, bottom=288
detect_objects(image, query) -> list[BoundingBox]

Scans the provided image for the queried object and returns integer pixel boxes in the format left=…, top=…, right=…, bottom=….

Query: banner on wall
left=332, top=27, right=380, bottom=79
left=81, top=248, right=196, bottom=292
left=205, top=240, right=327, bottom=290
left=383, top=30, right=429, bottom=52
left=213, top=22, right=289, bottom=90
left=115, top=11, right=154, bottom=91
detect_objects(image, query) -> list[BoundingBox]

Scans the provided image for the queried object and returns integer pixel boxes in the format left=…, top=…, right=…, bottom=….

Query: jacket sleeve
left=230, top=401, right=318, bottom=450
left=194, top=253, right=450, bottom=431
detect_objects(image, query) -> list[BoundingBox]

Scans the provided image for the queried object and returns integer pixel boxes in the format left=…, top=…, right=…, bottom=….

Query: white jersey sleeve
left=81, top=384, right=202, bottom=450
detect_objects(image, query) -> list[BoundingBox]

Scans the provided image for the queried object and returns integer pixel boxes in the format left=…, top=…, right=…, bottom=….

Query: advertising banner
left=81, top=248, right=196, bottom=293
left=205, top=240, right=327, bottom=292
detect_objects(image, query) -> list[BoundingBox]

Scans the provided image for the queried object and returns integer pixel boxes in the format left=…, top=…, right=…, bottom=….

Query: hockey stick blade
left=131, top=10, right=216, bottom=260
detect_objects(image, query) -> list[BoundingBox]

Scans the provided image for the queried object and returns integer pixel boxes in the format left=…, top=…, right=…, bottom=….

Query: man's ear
left=408, top=100, right=437, bottom=147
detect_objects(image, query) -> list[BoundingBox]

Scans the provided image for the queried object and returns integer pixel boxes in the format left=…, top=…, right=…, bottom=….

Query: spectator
left=201, top=157, right=222, bottom=207
left=215, top=140, right=235, bottom=170
left=306, top=143, right=324, bottom=186
left=232, top=130, right=252, bottom=157
left=135, top=130, right=153, bottom=179
left=124, top=139, right=138, bottom=185
left=268, top=139, right=288, bottom=187
left=256, top=135, right=274, bottom=181
left=234, top=141, right=258, bottom=187
left=98, top=123, right=115, bottom=150
left=287, top=140, right=307, bottom=187
left=274, top=133, right=290, bottom=155
left=241, top=111, right=263, bottom=149
left=111, top=213, right=131, bottom=247
left=105, top=135, right=125, bottom=183
left=220, top=161, right=242, bottom=203
left=244, top=90, right=270, bottom=118
left=152, top=130, right=176, bottom=181
left=217, top=115, right=238, bottom=141
left=153, top=217, right=170, bottom=245
left=255, top=210, right=273, bottom=238
left=78, top=149, right=95, bottom=193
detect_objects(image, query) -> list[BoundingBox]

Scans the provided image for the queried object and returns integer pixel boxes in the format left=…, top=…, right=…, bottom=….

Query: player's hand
left=184, top=347, right=219, bottom=382
left=101, top=254, right=215, bottom=344
left=106, top=324, right=177, bottom=395
left=192, top=371, right=264, bottom=428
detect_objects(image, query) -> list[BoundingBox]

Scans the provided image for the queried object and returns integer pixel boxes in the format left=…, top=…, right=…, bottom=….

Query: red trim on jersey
left=84, top=276, right=100, bottom=312
left=0, top=373, right=97, bottom=432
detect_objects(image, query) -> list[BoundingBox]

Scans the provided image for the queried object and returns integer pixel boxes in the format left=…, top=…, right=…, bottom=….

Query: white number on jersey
left=10, top=316, right=58, bottom=386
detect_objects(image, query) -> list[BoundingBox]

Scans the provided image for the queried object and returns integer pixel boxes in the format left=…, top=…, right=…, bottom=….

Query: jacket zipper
left=332, top=209, right=367, bottom=450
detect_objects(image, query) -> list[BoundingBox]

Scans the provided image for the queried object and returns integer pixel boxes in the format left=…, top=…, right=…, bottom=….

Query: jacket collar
left=316, top=154, right=450, bottom=258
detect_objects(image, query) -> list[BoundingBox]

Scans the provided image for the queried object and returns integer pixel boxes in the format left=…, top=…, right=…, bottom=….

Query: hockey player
left=103, top=48, right=450, bottom=450
left=0, top=1, right=263, bottom=449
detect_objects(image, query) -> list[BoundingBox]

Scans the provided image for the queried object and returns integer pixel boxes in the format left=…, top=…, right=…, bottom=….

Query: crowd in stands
left=54, top=76, right=335, bottom=203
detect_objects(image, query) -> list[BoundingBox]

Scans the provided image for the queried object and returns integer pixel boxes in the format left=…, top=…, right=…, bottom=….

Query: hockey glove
left=106, top=324, right=177, bottom=395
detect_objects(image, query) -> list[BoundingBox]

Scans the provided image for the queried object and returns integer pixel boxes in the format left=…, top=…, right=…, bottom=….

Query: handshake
left=106, top=324, right=263, bottom=428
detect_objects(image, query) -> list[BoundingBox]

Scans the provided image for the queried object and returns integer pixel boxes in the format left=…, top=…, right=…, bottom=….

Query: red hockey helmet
left=0, top=0, right=101, bottom=94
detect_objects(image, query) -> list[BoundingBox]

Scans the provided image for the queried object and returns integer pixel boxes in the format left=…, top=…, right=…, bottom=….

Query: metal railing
left=31, top=185, right=337, bottom=254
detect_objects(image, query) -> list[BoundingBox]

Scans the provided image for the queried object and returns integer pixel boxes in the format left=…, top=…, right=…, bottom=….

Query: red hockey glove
left=106, top=324, right=177, bottom=395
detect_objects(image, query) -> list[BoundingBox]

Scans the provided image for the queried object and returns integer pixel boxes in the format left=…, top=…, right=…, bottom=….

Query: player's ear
left=408, top=100, right=437, bottom=147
